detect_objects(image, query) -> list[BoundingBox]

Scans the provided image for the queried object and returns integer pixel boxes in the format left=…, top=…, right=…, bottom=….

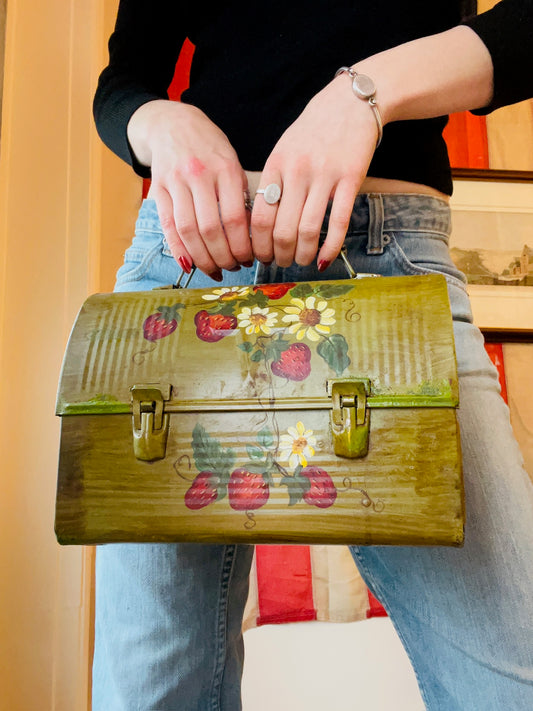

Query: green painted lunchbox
left=55, top=273, right=464, bottom=546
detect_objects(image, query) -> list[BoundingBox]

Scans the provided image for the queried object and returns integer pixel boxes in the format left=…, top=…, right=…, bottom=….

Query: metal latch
left=131, top=384, right=172, bottom=461
left=329, top=379, right=370, bottom=458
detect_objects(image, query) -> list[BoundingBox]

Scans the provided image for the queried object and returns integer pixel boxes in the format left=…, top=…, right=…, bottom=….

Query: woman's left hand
left=251, top=73, right=379, bottom=270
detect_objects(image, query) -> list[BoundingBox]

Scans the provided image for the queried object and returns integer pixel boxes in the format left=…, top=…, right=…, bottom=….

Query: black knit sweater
left=93, top=0, right=533, bottom=195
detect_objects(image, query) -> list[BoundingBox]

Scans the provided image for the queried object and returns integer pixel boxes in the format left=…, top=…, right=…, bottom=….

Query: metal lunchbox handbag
left=55, top=270, right=464, bottom=546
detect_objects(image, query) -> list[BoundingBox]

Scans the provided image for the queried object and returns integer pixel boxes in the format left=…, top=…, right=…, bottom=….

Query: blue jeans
left=93, top=196, right=533, bottom=710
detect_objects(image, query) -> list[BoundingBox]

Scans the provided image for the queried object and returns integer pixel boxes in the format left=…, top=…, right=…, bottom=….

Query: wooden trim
left=452, top=168, right=533, bottom=183
left=481, top=328, right=533, bottom=343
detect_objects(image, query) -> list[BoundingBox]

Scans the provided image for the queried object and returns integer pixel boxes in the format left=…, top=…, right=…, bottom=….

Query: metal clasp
left=328, top=379, right=370, bottom=458
left=131, top=384, right=172, bottom=461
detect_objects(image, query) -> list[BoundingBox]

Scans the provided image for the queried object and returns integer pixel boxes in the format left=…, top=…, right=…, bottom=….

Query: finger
left=190, top=180, right=239, bottom=271
left=217, top=170, right=254, bottom=266
left=250, top=175, right=282, bottom=265
left=152, top=187, right=195, bottom=275
left=271, top=179, right=308, bottom=268
left=159, top=182, right=220, bottom=278
left=316, top=179, right=357, bottom=271
left=293, top=183, right=331, bottom=267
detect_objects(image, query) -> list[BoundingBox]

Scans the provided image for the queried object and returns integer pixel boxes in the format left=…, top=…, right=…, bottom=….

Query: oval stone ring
left=255, top=183, right=282, bottom=205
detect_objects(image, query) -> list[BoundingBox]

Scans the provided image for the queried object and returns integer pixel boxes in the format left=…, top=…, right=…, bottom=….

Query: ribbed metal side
left=60, top=276, right=456, bottom=414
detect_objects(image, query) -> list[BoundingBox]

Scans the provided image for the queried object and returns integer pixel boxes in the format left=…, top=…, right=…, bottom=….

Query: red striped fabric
left=255, top=545, right=317, bottom=625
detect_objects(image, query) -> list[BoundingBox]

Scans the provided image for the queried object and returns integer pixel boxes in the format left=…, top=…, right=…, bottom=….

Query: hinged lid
left=56, top=274, right=458, bottom=416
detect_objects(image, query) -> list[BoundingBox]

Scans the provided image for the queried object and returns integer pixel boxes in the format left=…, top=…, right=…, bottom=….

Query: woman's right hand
left=127, top=99, right=253, bottom=279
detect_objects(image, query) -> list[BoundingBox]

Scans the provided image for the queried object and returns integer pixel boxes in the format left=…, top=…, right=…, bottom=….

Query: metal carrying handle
left=173, top=246, right=379, bottom=288
left=339, top=247, right=381, bottom=280
left=174, top=267, right=197, bottom=289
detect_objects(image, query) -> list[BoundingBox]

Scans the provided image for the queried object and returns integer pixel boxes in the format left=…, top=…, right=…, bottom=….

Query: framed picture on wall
left=450, top=179, right=533, bottom=340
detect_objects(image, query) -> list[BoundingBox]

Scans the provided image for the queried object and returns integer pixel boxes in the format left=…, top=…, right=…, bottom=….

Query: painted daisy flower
left=279, top=421, right=317, bottom=469
left=282, top=296, right=336, bottom=341
left=202, top=286, right=250, bottom=302
left=237, top=306, right=278, bottom=335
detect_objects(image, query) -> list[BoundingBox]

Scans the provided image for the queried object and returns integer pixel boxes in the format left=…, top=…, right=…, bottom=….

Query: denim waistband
left=136, top=194, right=451, bottom=238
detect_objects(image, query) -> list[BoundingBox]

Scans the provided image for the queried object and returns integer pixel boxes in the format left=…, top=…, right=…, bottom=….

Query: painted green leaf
left=245, top=290, right=270, bottom=308
left=281, top=473, right=311, bottom=506
left=317, top=333, right=351, bottom=375
left=258, top=428, right=274, bottom=449
left=246, top=444, right=264, bottom=460
left=290, top=283, right=313, bottom=299
left=211, top=300, right=237, bottom=316
left=157, top=303, right=185, bottom=321
left=191, top=423, right=236, bottom=483
left=314, top=283, right=353, bottom=299
left=264, top=336, right=291, bottom=362
left=238, top=341, right=254, bottom=353
left=250, top=348, right=264, bottom=362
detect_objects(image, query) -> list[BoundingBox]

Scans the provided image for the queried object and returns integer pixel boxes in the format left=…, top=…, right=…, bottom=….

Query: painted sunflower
left=282, top=296, right=336, bottom=341
left=279, top=421, right=317, bottom=469
left=237, top=306, right=278, bottom=335
left=202, top=286, right=250, bottom=302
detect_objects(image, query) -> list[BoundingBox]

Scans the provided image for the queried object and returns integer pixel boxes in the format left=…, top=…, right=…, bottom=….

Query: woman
left=92, top=2, right=533, bottom=708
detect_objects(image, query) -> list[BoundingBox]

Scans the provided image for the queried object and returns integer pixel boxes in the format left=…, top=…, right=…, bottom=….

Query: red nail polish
left=209, top=270, right=223, bottom=282
left=178, top=256, right=192, bottom=274
left=242, top=260, right=254, bottom=268
left=318, top=259, right=331, bottom=273
left=229, top=266, right=241, bottom=272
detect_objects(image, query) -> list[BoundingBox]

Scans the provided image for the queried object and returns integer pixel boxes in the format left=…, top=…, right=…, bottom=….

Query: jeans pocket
left=115, top=242, right=163, bottom=287
left=388, top=231, right=468, bottom=290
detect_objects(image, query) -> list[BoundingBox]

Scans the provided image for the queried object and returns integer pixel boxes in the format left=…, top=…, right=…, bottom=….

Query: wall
left=243, top=619, right=425, bottom=709
left=0, top=1, right=138, bottom=709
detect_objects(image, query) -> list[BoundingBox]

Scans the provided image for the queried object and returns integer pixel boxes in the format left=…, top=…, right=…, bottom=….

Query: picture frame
left=449, top=179, right=533, bottom=341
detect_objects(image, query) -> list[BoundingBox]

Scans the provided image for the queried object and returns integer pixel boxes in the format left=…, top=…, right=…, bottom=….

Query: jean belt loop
left=366, top=193, right=385, bottom=255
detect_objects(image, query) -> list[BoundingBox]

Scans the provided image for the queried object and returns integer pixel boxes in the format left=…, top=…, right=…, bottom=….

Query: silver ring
left=255, top=183, right=282, bottom=205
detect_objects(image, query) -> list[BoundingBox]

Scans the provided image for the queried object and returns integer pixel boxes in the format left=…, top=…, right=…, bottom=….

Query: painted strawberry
left=301, top=467, right=337, bottom=508
left=228, top=468, right=269, bottom=510
left=271, top=343, right=311, bottom=381
left=194, top=310, right=238, bottom=342
left=253, top=283, right=295, bottom=300
left=184, top=471, right=219, bottom=510
left=143, top=305, right=182, bottom=341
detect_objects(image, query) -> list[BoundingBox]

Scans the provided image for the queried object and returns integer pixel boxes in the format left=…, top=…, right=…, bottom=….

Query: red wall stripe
left=443, top=112, right=489, bottom=169
left=484, top=343, right=508, bottom=404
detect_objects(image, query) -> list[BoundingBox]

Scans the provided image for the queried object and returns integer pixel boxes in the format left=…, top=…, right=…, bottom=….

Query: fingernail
left=261, top=259, right=273, bottom=267
left=209, top=270, right=224, bottom=282
left=178, top=256, right=192, bottom=274
left=229, top=266, right=241, bottom=272
left=241, top=260, right=254, bottom=268
left=318, top=259, right=331, bottom=273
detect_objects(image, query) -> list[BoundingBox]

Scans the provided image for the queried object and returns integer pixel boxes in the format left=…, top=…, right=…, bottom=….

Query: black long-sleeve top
left=93, top=1, right=533, bottom=195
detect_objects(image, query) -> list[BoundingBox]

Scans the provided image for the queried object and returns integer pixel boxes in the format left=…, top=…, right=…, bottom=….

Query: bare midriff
left=147, top=173, right=449, bottom=203
left=244, top=171, right=449, bottom=202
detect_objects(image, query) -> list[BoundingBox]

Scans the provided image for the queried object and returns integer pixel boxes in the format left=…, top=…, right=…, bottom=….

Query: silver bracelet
left=335, top=66, right=383, bottom=148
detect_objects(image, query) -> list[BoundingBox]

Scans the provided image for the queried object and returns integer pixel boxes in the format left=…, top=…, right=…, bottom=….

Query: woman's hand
left=127, top=100, right=253, bottom=278
left=251, top=74, right=379, bottom=270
